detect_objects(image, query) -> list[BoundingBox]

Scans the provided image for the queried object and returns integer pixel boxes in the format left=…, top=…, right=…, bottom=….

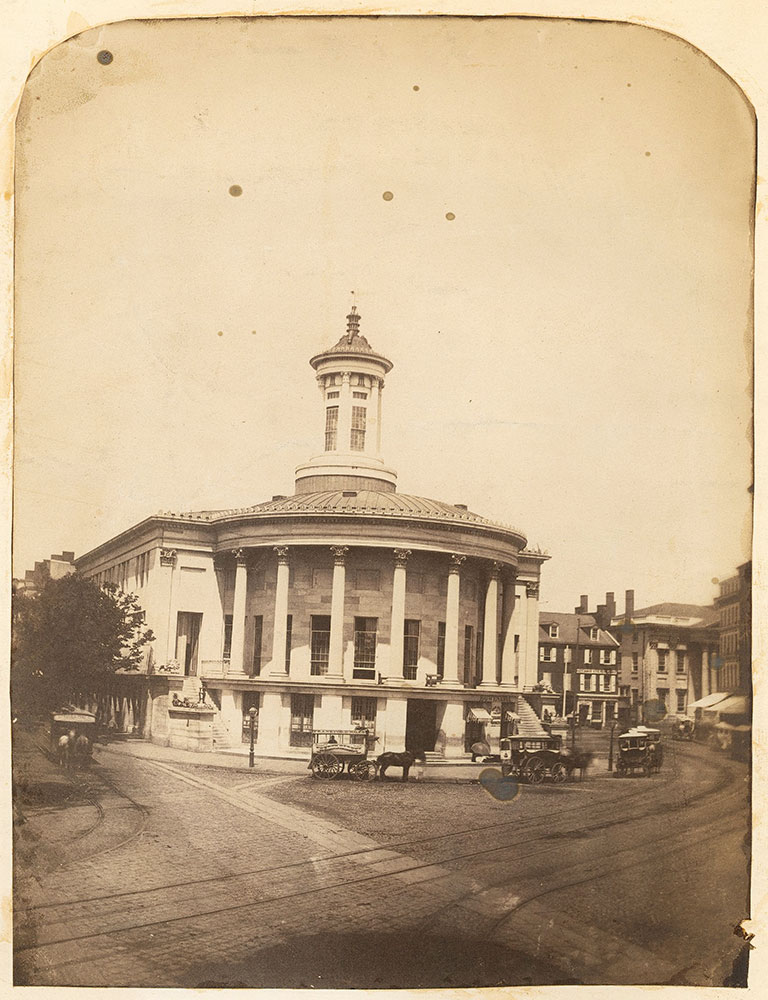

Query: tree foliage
left=11, top=574, right=155, bottom=714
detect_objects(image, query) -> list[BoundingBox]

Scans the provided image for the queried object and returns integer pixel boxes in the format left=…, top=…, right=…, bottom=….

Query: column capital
left=449, top=553, right=466, bottom=573
left=488, top=561, right=503, bottom=580
left=232, top=548, right=247, bottom=567
left=159, top=548, right=177, bottom=567
left=274, top=546, right=290, bottom=565
left=393, top=548, right=412, bottom=566
left=330, top=545, right=349, bottom=565
left=526, top=582, right=540, bottom=599
left=341, top=371, right=352, bottom=383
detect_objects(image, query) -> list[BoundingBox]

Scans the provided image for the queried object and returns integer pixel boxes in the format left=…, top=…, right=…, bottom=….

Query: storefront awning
left=714, top=694, right=749, bottom=716
left=467, top=707, right=493, bottom=723
left=505, top=711, right=520, bottom=722
left=688, top=692, right=730, bottom=711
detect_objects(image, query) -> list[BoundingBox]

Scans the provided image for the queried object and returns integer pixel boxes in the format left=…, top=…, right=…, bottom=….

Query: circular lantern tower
left=295, top=306, right=398, bottom=494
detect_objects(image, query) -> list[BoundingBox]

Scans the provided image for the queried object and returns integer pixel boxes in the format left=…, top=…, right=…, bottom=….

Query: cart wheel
left=349, top=761, right=376, bottom=781
left=525, top=758, right=546, bottom=785
left=550, top=762, right=567, bottom=784
left=311, top=753, right=343, bottom=779
left=501, top=763, right=512, bottom=778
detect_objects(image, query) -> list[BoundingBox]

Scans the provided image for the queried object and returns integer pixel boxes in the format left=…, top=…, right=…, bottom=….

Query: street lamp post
left=608, top=719, right=617, bottom=771
left=248, top=706, right=257, bottom=769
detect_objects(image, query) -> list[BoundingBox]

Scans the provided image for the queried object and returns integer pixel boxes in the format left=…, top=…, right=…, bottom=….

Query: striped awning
left=467, top=707, right=493, bottom=723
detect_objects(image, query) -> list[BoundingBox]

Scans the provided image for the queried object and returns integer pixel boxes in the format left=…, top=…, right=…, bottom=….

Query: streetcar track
left=21, top=742, right=738, bottom=915
left=16, top=746, right=744, bottom=959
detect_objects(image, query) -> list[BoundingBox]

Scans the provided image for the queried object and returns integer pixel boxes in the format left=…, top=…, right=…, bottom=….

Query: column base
left=478, top=680, right=500, bottom=689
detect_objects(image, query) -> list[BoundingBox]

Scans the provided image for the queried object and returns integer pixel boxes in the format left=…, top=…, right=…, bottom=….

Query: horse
left=74, top=733, right=91, bottom=769
left=376, top=750, right=426, bottom=782
left=562, top=750, right=593, bottom=781
left=57, top=733, right=73, bottom=769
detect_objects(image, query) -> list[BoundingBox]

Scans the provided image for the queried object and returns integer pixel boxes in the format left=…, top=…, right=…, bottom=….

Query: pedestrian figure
left=67, top=730, right=77, bottom=770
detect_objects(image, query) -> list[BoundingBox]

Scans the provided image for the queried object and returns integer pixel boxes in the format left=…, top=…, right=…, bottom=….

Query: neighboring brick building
left=611, top=590, right=719, bottom=726
left=538, top=594, right=620, bottom=728
left=714, top=562, right=751, bottom=694
left=13, top=551, right=76, bottom=597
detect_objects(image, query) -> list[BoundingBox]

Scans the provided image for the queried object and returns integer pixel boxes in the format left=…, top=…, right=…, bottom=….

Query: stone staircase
left=516, top=695, right=549, bottom=737
left=424, top=750, right=444, bottom=763
left=212, top=716, right=235, bottom=751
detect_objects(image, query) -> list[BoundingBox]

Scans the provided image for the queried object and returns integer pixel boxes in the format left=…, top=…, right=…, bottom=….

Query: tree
left=11, top=574, right=155, bottom=715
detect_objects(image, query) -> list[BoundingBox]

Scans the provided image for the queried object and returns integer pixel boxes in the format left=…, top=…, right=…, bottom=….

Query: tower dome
left=294, top=307, right=398, bottom=494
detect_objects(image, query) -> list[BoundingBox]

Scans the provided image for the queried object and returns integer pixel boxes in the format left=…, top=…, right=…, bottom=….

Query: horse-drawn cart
left=499, top=734, right=570, bottom=784
left=308, top=729, right=378, bottom=781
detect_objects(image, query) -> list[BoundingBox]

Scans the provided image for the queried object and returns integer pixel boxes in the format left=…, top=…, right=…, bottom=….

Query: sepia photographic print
left=5, top=6, right=763, bottom=994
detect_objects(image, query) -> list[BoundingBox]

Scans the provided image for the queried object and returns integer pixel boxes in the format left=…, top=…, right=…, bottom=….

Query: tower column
left=228, top=549, right=248, bottom=676
left=387, top=549, right=410, bottom=681
left=328, top=546, right=348, bottom=679
left=443, top=554, right=465, bottom=686
left=269, top=547, right=290, bottom=676
left=480, top=563, right=502, bottom=687
left=338, top=371, right=353, bottom=453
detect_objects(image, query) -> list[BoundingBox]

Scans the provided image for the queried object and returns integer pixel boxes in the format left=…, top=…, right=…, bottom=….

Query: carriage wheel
left=311, top=754, right=343, bottom=779
left=550, top=761, right=567, bottom=784
left=525, top=758, right=546, bottom=785
left=501, top=763, right=512, bottom=778
left=349, top=761, right=376, bottom=781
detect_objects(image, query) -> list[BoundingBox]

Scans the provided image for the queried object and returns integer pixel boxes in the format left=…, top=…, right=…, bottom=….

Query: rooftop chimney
left=605, top=592, right=616, bottom=619
left=625, top=589, right=635, bottom=619
left=574, top=594, right=589, bottom=614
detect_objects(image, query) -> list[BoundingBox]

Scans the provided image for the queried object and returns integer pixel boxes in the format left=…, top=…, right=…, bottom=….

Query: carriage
left=615, top=728, right=662, bottom=777
left=49, top=710, right=96, bottom=767
left=308, top=728, right=378, bottom=781
left=499, top=734, right=570, bottom=784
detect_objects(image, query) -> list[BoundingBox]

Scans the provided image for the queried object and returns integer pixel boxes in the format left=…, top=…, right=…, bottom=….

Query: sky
left=12, top=15, right=754, bottom=613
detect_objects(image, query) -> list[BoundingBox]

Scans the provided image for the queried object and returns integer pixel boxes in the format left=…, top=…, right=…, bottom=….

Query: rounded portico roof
left=173, top=490, right=527, bottom=542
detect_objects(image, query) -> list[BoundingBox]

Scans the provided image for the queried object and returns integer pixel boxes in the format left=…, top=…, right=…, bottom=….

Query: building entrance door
left=405, top=700, right=438, bottom=752
left=176, top=612, right=202, bottom=676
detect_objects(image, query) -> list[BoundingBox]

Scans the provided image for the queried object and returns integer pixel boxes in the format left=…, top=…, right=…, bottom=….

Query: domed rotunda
left=76, top=308, right=549, bottom=758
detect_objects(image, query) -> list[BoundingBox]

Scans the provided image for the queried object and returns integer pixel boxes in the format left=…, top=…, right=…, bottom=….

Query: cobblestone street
left=13, top=730, right=750, bottom=988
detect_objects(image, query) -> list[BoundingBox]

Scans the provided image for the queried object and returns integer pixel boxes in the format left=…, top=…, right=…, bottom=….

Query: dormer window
left=589, top=627, right=599, bottom=640
left=549, top=624, right=559, bottom=638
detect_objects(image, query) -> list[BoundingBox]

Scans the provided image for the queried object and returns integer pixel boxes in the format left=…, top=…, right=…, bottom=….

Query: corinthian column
left=388, top=549, right=410, bottom=680
left=328, top=546, right=348, bottom=679
left=480, top=562, right=502, bottom=687
left=443, top=554, right=465, bottom=686
left=269, top=547, right=290, bottom=676
left=229, top=549, right=248, bottom=676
